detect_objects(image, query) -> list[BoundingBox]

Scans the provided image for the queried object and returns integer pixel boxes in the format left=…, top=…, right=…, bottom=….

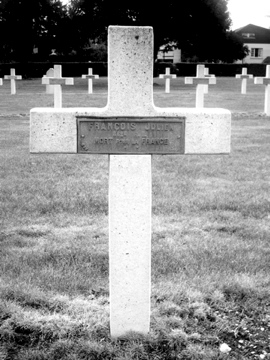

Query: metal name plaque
left=77, top=117, right=185, bottom=154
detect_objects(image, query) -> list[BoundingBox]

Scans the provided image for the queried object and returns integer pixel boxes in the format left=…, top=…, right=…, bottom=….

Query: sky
left=227, top=0, right=270, bottom=29
left=60, top=0, right=270, bottom=30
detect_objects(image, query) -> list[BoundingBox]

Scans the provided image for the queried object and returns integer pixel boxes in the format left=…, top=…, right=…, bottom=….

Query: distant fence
left=0, top=61, right=267, bottom=78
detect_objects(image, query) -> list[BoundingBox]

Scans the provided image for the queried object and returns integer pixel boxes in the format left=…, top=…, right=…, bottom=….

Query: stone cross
left=82, top=68, right=99, bottom=94
left=254, top=65, right=270, bottom=116
left=185, top=64, right=216, bottom=108
left=4, top=68, right=22, bottom=94
left=159, top=67, right=177, bottom=93
left=30, top=26, right=231, bottom=338
left=235, top=67, right=253, bottom=94
left=42, top=64, right=74, bottom=108
left=44, top=68, right=55, bottom=94
left=203, top=67, right=215, bottom=94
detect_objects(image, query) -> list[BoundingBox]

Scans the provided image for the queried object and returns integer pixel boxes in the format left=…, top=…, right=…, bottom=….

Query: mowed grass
left=0, top=78, right=270, bottom=359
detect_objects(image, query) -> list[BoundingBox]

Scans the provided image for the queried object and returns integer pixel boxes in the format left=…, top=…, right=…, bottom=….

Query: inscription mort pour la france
left=77, top=118, right=185, bottom=154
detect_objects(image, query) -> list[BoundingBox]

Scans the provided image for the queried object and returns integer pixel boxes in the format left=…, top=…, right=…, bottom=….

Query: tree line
left=0, top=0, right=248, bottom=63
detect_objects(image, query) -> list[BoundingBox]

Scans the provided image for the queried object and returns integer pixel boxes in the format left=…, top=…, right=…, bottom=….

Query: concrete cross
left=44, top=68, right=55, bottom=94
left=185, top=64, right=216, bottom=108
left=30, top=26, right=231, bottom=338
left=82, top=68, right=99, bottom=94
left=42, top=64, right=74, bottom=108
left=254, top=65, right=270, bottom=116
left=235, top=67, right=253, bottom=94
left=4, top=68, right=22, bottom=94
left=159, top=67, right=177, bottom=93
left=203, top=67, right=215, bottom=94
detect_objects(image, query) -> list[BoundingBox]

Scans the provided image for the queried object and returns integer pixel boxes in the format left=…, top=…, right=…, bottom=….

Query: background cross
left=159, top=67, right=177, bottom=93
left=185, top=65, right=216, bottom=107
left=42, top=64, right=74, bottom=108
left=254, top=65, right=270, bottom=115
left=4, top=68, right=22, bottom=95
left=236, top=67, right=253, bottom=94
left=82, top=68, right=99, bottom=94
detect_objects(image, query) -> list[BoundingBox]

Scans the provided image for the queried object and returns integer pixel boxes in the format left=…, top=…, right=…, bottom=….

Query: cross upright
left=203, top=67, right=215, bottom=94
left=82, top=68, right=99, bottom=94
left=30, top=26, right=231, bottom=338
left=159, top=67, right=177, bottom=93
left=254, top=65, right=270, bottom=116
left=4, top=68, right=22, bottom=94
left=185, top=64, right=216, bottom=107
left=42, top=64, right=74, bottom=108
left=235, top=67, right=253, bottom=94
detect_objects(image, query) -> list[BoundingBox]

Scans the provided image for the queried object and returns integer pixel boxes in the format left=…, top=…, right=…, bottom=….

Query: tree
left=0, top=0, right=68, bottom=61
left=68, top=0, right=247, bottom=62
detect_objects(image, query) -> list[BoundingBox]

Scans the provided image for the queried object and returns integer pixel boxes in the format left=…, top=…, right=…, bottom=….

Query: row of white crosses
left=159, top=65, right=216, bottom=107
left=235, top=65, right=270, bottom=115
left=3, top=63, right=270, bottom=115
left=30, top=26, right=231, bottom=338
left=42, top=65, right=100, bottom=107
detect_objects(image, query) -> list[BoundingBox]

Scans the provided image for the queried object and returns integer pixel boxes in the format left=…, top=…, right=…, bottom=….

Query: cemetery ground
left=0, top=76, right=270, bottom=360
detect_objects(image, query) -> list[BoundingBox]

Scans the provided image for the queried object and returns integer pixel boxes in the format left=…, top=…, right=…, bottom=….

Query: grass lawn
left=0, top=77, right=270, bottom=359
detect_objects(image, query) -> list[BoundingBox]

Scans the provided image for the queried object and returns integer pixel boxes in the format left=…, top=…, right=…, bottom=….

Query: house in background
left=157, top=44, right=181, bottom=63
left=234, top=24, right=270, bottom=63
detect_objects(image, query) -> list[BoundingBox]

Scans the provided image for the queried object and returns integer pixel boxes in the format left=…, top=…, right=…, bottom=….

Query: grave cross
left=82, top=68, right=99, bottom=94
left=4, top=68, right=22, bottom=94
left=42, top=64, right=74, bottom=108
left=203, top=67, right=215, bottom=94
left=235, top=67, right=253, bottom=94
left=254, top=65, right=270, bottom=116
left=185, top=65, right=216, bottom=108
left=159, top=67, right=177, bottom=93
left=44, top=68, right=55, bottom=94
left=30, top=26, right=231, bottom=338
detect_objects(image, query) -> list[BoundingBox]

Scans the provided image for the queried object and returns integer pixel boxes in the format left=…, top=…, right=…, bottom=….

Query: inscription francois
left=77, top=117, right=185, bottom=154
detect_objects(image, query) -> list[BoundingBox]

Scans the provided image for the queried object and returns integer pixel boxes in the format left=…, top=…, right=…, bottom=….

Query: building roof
left=234, top=24, right=270, bottom=44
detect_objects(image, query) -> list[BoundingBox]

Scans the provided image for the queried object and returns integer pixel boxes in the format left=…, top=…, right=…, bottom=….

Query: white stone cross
left=159, top=67, right=177, bottom=93
left=4, top=68, right=22, bottom=94
left=203, top=67, right=215, bottom=94
left=235, top=67, right=253, bottom=94
left=82, top=68, right=99, bottom=94
left=30, top=26, right=231, bottom=338
left=185, top=64, right=216, bottom=108
left=42, top=64, right=74, bottom=108
left=44, top=68, right=55, bottom=94
left=254, top=65, right=270, bottom=116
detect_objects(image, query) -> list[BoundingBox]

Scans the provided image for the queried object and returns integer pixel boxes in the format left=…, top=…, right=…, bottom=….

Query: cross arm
left=185, top=77, right=216, bottom=85
left=42, top=77, right=74, bottom=85
left=236, top=75, right=253, bottom=79
left=82, top=74, right=99, bottom=79
left=159, top=74, right=177, bottom=79
left=4, top=75, right=22, bottom=80
left=30, top=107, right=230, bottom=155
left=254, top=77, right=270, bottom=85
